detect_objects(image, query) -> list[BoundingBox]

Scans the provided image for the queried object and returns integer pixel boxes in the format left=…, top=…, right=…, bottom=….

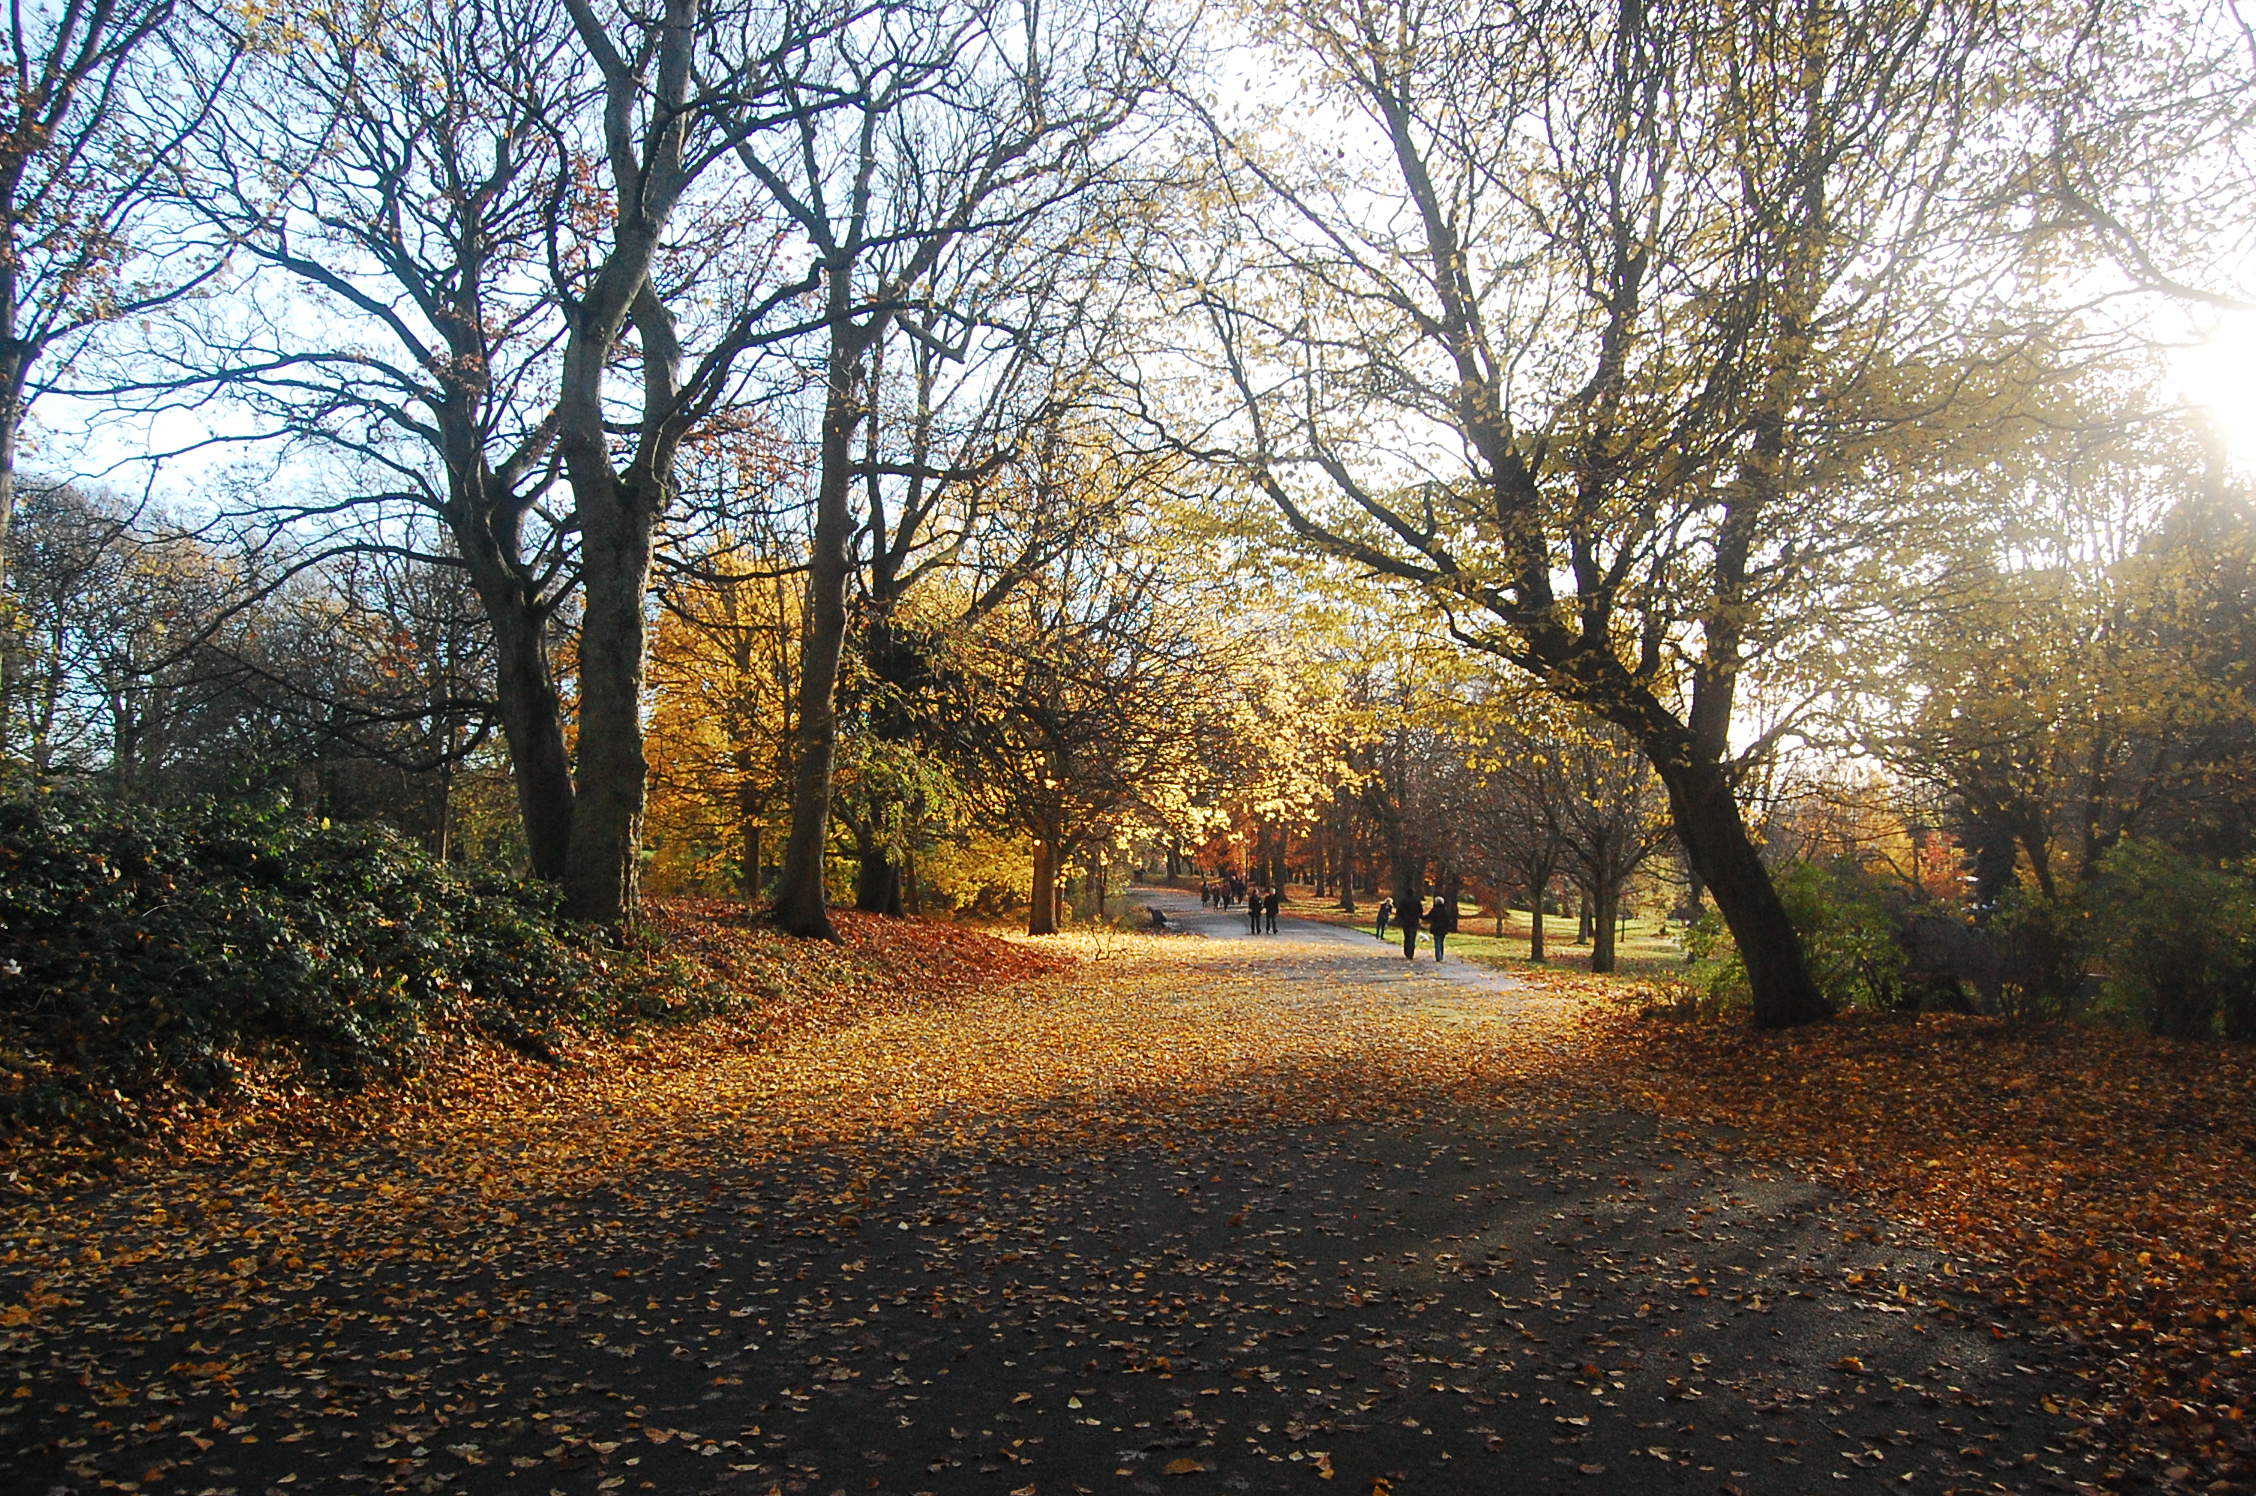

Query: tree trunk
left=854, top=606, right=924, bottom=915
left=1529, top=894, right=1546, bottom=963
left=562, top=488, right=656, bottom=926
left=1576, top=891, right=1593, bottom=945
left=1029, top=838, right=1061, bottom=935
left=0, top=355, right=24, bottom=598
left=1653, top=754, right=1831, bottom=1027
left=486, top=602, right=574, bottom=882
left=856, top=845, right=905, bottom=917
left=1591, top=876, right=1620, bottom=974
left=741, top=817, right=765, bottom=902
left=1336, top=812, right=1357, bottom=912
left=774, top=338, right=866, bottom=940
left=0, top=399, right=17, bottom=744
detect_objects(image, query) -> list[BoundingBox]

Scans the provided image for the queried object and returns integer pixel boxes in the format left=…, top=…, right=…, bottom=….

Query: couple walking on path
left=1246, top=886, right=1281, bottom=934
left=1375, top=894, right=1459, bottom=960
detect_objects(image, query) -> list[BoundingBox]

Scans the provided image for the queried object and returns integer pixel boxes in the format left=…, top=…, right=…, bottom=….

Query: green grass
left=1284, top=890, right=1689, bottom=978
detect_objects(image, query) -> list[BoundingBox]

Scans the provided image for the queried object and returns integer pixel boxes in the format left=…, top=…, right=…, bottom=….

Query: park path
left=2, top=906, right=2126, bottom=1496
left=1132, top=886, right=1538, bottom=1014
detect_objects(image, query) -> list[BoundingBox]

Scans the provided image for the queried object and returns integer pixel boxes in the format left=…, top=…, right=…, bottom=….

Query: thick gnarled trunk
left=562, top=488, right=656, bottom=925
left=1653, top=752, right=1829, bottom=1028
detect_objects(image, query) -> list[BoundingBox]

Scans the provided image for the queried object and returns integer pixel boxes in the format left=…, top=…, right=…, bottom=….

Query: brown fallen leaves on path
left=1580, top=986, right=2256, bottom=1492
left=0, top=916, right=2149, bottom=1495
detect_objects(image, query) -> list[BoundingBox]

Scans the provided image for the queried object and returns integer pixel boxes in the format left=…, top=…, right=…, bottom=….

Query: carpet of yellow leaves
left=0, top=900, right=1073, bottom=1198
left=1580, top=990, right=2256, bottom=1490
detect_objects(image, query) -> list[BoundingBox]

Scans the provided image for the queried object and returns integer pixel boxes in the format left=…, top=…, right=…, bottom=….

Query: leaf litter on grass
left=1576, top=986, right=2256, bottom=1491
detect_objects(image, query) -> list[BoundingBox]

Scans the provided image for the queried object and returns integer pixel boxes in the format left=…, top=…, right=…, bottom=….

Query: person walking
left=1375, top=896, right=1394, bottom=941
left=1398, top=894, right=1420, bottom=958
left=1427, top=893, right=1459, bottom=962
left=1263, top=886, right=1281, bottom=934
left=1249, top=888, right=1265, bottom=935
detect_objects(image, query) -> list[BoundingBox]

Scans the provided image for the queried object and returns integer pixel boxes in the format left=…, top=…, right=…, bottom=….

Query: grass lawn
left=1281, top=886, right=1691, bottom=979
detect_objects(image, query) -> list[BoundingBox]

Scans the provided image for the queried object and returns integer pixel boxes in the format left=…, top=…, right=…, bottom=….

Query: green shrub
left=1674, top=861, right=1910, bottom=1015
left=1659, top=905, right=1749, bottom=1018
left=1774, top=860, right=1911, bottom=1013
left=0, top=792, right=624, bottom=1134
left=2087, top=838, right=2256, bottom=1040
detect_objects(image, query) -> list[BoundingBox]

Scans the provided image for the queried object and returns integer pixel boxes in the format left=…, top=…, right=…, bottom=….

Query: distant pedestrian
left=1249, top=890, right=1264, bottom=935
left=1264, top=888, right=1281, bottom=934
left=1398, top=896, right=1420, bottom=958
left=1375, top=896, right=1394, bottom=941
left=1427, top=895, right=1459, bottom=962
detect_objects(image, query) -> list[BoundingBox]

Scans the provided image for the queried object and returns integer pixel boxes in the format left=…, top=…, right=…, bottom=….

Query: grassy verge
left=1280, top=888, right=1690, bottom=978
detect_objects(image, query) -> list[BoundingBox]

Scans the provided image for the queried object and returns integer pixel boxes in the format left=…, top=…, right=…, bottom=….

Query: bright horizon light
left=2167, top=307, right=2256, bottom=473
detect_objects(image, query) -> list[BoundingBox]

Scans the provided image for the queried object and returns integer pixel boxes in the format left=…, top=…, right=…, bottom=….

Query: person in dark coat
left=1398, top=895, right=1420, bottom=958
left=1263, top=887, right=1281, bottom=934
left=1249, top=888, right=1265, bottom=935
left=1375, top=896, right=1394, bottom=940
left=1426, top=894, right=1459, bottom=961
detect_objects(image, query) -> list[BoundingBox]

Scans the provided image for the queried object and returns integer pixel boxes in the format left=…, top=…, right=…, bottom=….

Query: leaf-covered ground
left=0, top=894, right=2163, bottom=1494
left=1589, top=999, right=2256, bottom=1493
left=1, top=901, right=1070, bottom=1198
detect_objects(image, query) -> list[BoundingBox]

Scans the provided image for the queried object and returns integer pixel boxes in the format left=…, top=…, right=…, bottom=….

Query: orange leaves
left=1590, top=998, right=2256, bottom=1480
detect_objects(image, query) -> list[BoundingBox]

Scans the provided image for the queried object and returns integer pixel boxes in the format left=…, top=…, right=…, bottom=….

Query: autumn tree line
left=1, top=0, right=2254, bottom=1040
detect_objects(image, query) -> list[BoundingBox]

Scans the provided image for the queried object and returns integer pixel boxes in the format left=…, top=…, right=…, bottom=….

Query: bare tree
left=547, top=0, right=852, bottom=923
left=145, top=0, right=833, bottom=919
left=1177, top=0, right=2025, bottom=1025
left=747, top=0, right=1181, bottom=938
left=148, top=0, right=589, bottom=874
left=0, top=0, right=231, bottom=591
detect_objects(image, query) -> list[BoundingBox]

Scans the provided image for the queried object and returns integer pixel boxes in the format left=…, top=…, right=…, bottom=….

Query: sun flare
left=2168, top=309, right=2256, bottom=471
